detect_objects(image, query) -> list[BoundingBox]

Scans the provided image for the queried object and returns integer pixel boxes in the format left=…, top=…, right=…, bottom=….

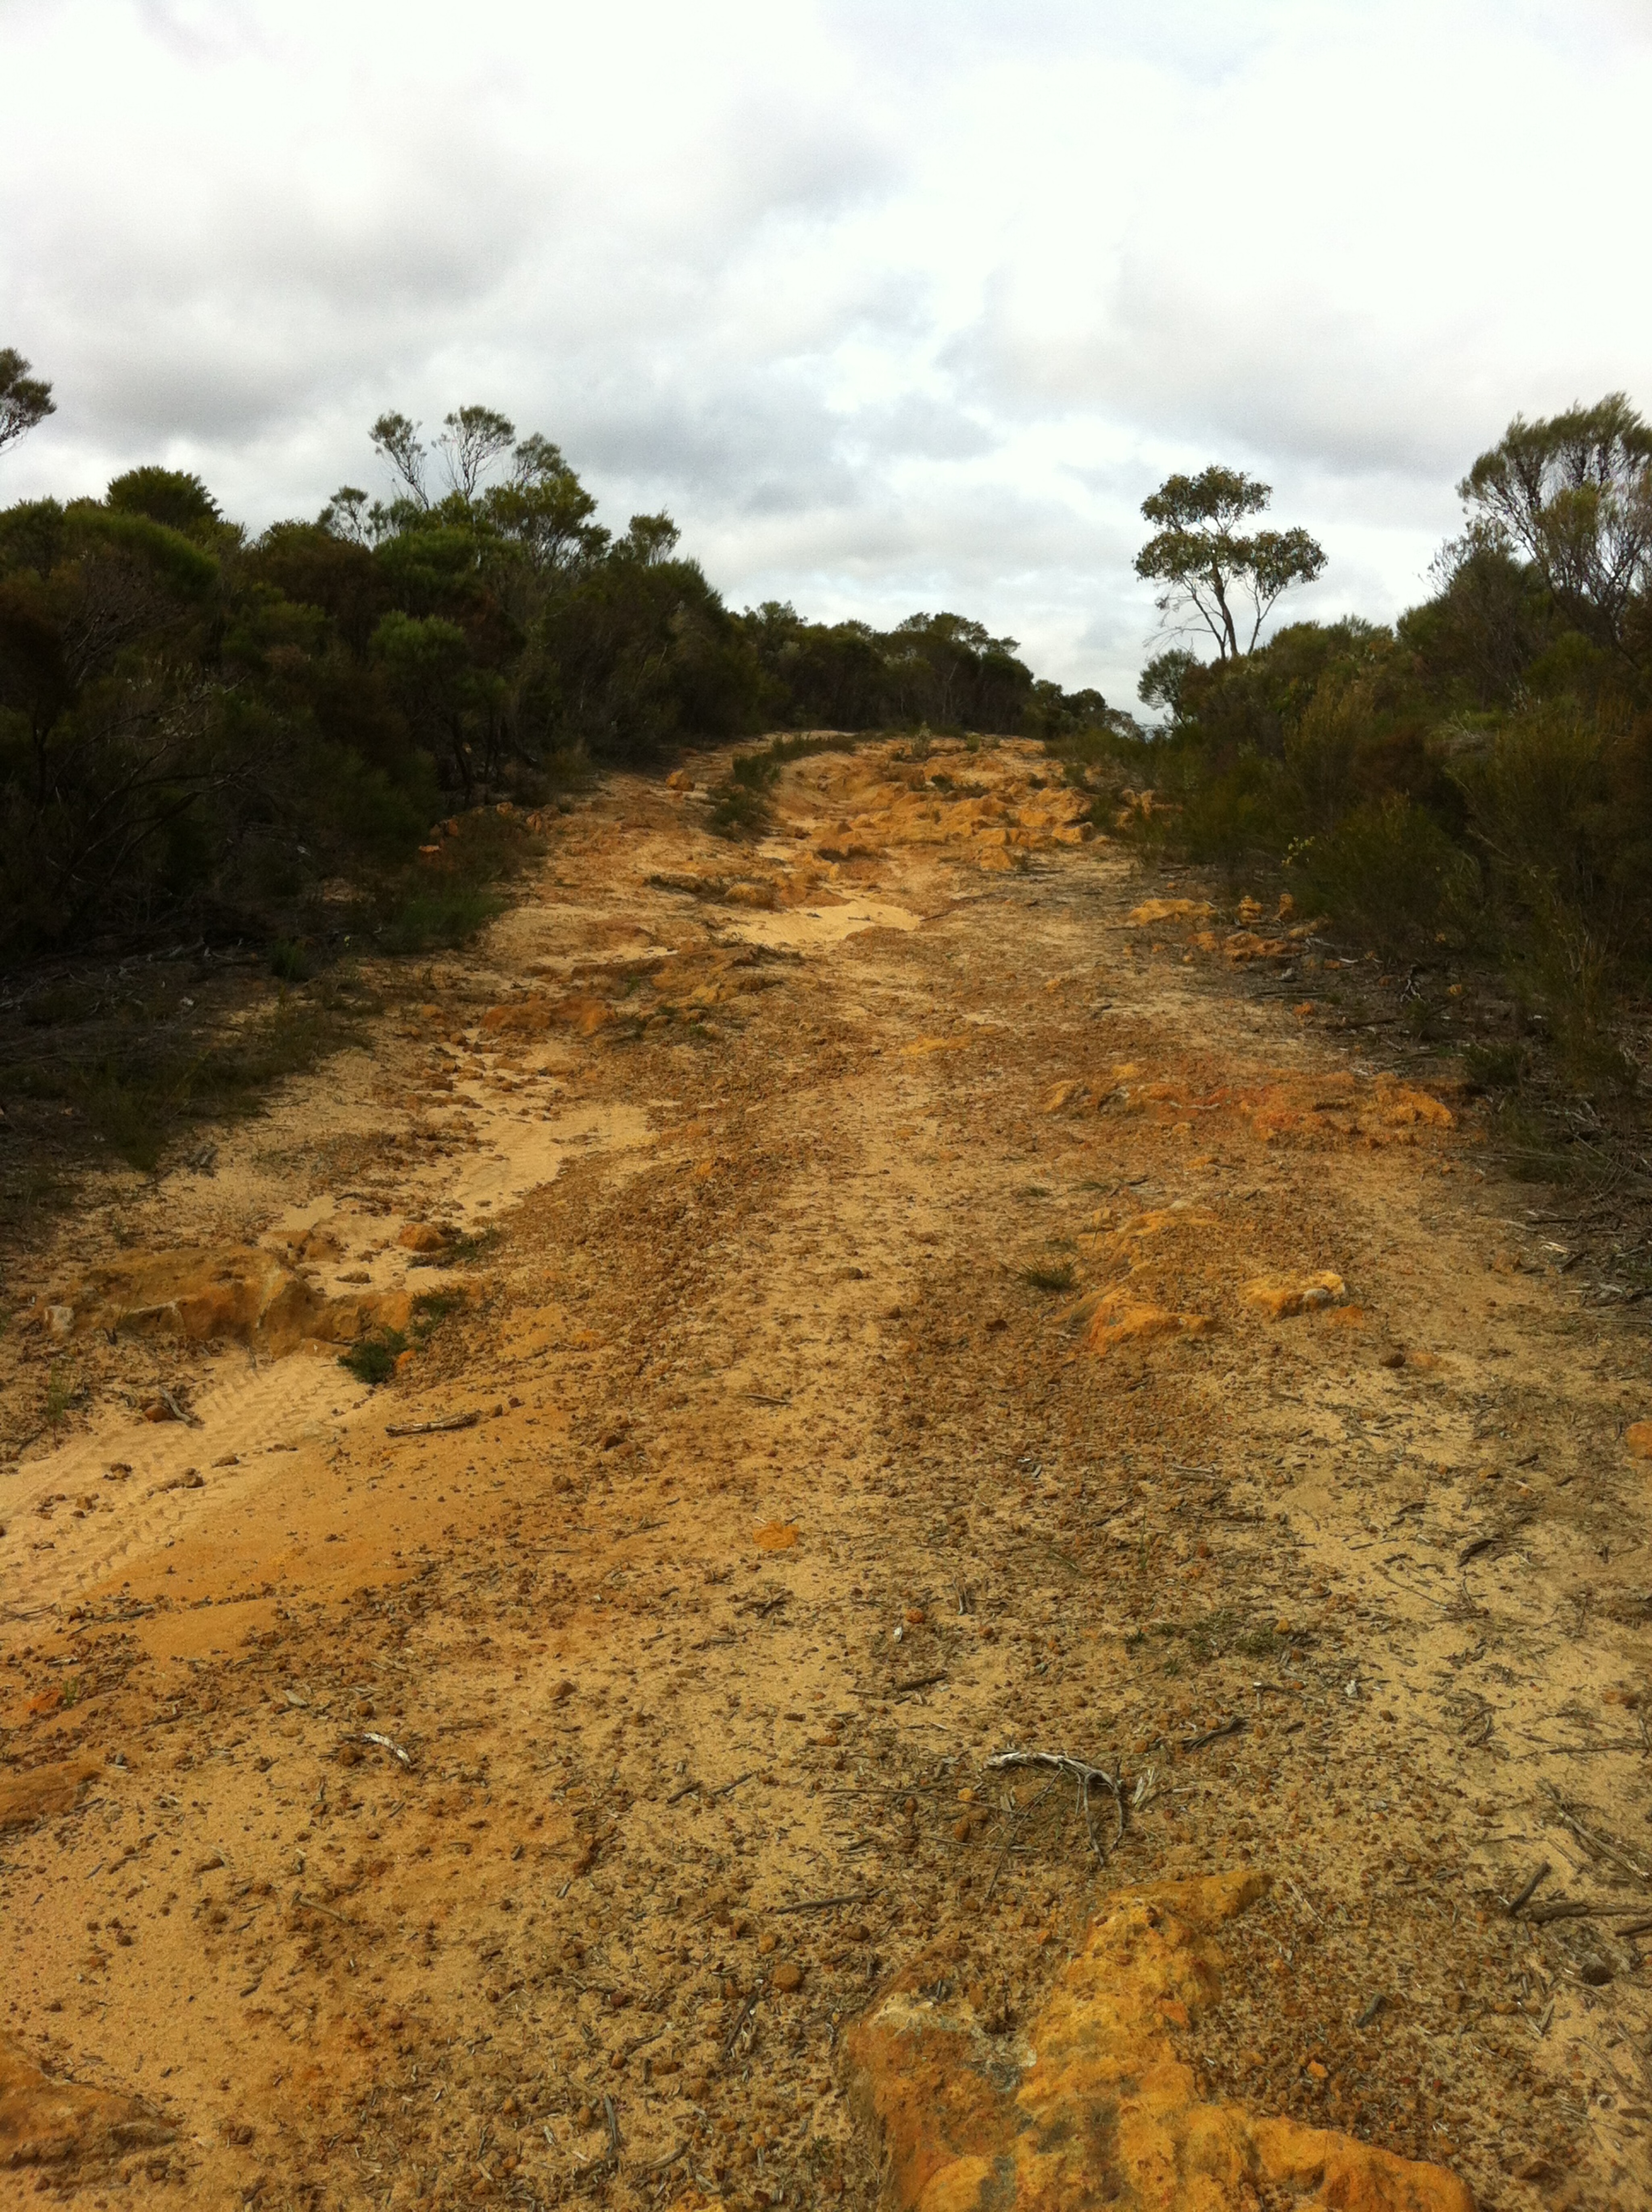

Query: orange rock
left=753, top=1521, right=799, bottom=1551
left=1383, top=1086, right=1454, bottom=1129
left=1126, top=898, right=1214, bottom=925
left=1244, top=1271, right=1347, bottom=1319
left=398, top=1222, right=448, bottom=1253
left=845, top=1870, right=1472, bottom=2211
left=1626, top=1421, right=1652, bottom=1459
left=480, top=993, right=610, bottom=1037
left=1083, top=1292, right=1212, bottom=1355
left=0, top=1757, right=101, bottom=1834
left=68, top=1244, right=411, bottom=1358
left=0, top=2033, right=173, bottom=2174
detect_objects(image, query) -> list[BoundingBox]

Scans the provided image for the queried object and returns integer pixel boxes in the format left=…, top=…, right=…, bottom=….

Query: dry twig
left=986, top=1749, right=1125, bottom=1862
left=385, top=1411, right=480, bottom=1438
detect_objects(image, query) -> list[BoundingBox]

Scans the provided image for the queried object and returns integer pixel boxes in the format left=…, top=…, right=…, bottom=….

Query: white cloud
left=1, top=0, right=1647, bottom=703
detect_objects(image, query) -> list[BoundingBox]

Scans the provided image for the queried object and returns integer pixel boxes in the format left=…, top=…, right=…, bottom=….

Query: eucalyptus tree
left=1135, top=465, right=1325, bottom=662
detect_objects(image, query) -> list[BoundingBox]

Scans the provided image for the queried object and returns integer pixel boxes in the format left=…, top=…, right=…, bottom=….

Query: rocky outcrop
left=0, top=1758, right=101, bottom=1834
left=845, top=1871, right=1473, bottom=2212
left=61, top=1244, right=407, bottom=1355
left=0, top=2035, right=173, bottom=2176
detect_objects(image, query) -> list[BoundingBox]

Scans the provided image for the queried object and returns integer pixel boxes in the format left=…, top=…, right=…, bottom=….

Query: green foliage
left=339, top=1329, right=407, bottom=1386
left=1135, top=465, right=1326, bottom=662
left=0, top=348, right=53, bottom=453
left=106, top=467, right=221, bottom=536
left=1122, top=397, right=1652, bottom=1103
left=270, top=940, right=312, bottom=983
left=1020, top=1259, right=1076, bottom=1292
left=1299, top=795, right=1476, bottom=954
left=736, top=601, right=1050, bottom=735
left=1459, top=393, right=1652, bottom=653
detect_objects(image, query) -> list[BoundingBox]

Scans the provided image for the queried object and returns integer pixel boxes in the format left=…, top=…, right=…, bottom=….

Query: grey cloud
left=2, top=0, right=1646, bottom=706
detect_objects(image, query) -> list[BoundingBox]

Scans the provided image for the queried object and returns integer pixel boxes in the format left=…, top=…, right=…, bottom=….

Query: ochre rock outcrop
left=63, top=1245, right=409, bottom=1354
left=0, top=2035, right=173, bottom=2176
left=845, top=1871, right=1473, bottom=2212
left=0, top=1758, right=102, bottom=1835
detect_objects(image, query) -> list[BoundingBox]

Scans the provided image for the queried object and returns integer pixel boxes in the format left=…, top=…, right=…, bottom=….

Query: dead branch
left=986, top=1748, right=1126, bottom=1861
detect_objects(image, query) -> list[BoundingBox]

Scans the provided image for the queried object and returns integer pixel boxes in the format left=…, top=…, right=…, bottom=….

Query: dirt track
left=3, top=736, right=1650, bottom=2211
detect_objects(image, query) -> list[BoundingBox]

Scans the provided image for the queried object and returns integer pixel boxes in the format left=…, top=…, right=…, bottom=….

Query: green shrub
left=339, top=1329, right=407, bottom=1386
left=270, top=939, right=312, bottom=982
left=1299, top=794, right=1477, bottom=953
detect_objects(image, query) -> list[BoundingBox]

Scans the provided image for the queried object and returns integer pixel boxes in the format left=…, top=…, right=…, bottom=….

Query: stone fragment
left=66, top=1244, right=410, bottom=1356
left=0, top=1759, right=101, bottom=1834
left=1126, top=899, right=1214, bottom=925
left=398, top=1222, right=449, bottom=1253
left=1244, top=1271, right=1348, bottom=1319
left=0, top=2034, right=173, bottom=2174
left=1625, top=1421, right=1652, bottom=1459
left=845, top=1870, right=1473, bottom=2212
left=1083, top=1292, right=1212, bottom=1354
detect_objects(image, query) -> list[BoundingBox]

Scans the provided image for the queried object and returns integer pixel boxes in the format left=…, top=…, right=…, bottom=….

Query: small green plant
left=339, top=1328, right=407, bottom=1386
left=44, top=1364, right=75, bottom=1427
left=378, top=886, right=502, bottom=952
left=270, top=939, right=312, bottom=982
left=708, top=780, right=771, bottom=838
left=1021, top=1259, right=1076, bottom=1293
left=410, top=1288, right=466, bottom=1342
left=1466, top=1039, right=1527, bottom=1090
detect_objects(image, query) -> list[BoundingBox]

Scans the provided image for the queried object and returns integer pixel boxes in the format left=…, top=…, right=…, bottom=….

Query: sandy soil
left=2, top=735, right=1649, bottom=2211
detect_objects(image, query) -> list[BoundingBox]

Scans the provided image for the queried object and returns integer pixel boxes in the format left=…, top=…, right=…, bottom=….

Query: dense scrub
left=0, top=412, right=1116, bottom=969
left=1058, top=398, right=1652, bottom=1114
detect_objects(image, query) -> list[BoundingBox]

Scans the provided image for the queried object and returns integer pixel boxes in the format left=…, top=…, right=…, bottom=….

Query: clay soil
left=2, top=736, right=1650, bottom=2211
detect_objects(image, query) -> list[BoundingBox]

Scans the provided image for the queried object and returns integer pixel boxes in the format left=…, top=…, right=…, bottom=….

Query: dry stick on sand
left=1543, top=1784, right=1652, bottom=1885
left=983, top=1776, right=1058, bottom=1905
left=158, top=1385, right=201, bottom=1428
left=770, top=1891, right=880, bottom=1917
left=385, top=1411, right=480, bottom=1439
left=1180, top=1715, right=1245, bottom=1754
left=986, top=1749, right=1126, bottom=1864
left=721, top=1984, right=764, bottom=2066
left=356, top=1730, right=413, bottom=1768
left=1505, top=1861, right=1551, bottom=1916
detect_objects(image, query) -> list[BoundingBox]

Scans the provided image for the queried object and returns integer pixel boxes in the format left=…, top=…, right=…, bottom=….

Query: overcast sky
left=3, top=0, right=1649, bottom=702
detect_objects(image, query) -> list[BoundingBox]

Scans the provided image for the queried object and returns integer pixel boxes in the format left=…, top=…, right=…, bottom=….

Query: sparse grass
left=339, top=1329, right=407, bottom=1386
left=377, top=885, right=503, bottom=952
left=44, top=1363, right=76, bottom=1429
left=1150, top=1608, right=1295, bottom=1667
left=409, top=1224, right=498, bottom=1268
left=1020, top=1259, right=1076, bottom=1293
left=0, top=801, right=546, bottom=1235
left=1465, top=1039, right=1528, bottom=1091
left=375, top=808, right=543, bottom=951
left=708, top=781, right=772, bottom=839
left=270, top=939, right=313, bottom=982
left=707, top=730, right=876, bottom=838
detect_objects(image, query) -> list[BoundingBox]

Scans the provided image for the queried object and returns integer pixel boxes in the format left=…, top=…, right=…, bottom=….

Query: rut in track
left=2, top=735, right=1649, bottom=2211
